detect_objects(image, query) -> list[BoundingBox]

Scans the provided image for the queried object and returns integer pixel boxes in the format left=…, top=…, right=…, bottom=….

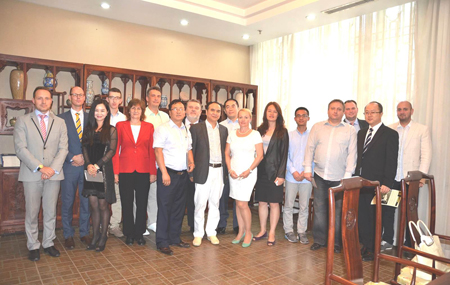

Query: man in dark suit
left=14, top=87, right=68, bottom=261
left=58, top=86, right=91, bottom=249
left=190, top=102, right=228, bottom=246
left=355, top=101, right=399, bottom=261
left=184, top=99, right=202, bottom=233
left=344, top=100, right=368, bottom=131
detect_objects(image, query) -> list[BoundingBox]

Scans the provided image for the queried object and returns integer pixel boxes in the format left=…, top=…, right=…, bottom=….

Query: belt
left=209, top=163, right=222, bottom=168
left=165, top=167, right=187, bottom=175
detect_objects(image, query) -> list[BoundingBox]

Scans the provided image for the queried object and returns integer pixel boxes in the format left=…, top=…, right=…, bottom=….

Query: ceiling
left=20, top=0, right=413, bottom=46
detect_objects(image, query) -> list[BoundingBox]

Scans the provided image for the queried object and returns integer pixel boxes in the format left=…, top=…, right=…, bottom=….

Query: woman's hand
left=239, top=169, right=251, bottom=179
left=274, top=177, right=285, bottom=186
left=229, top=170, right=239, bottom=179
left=87, top=164, right=97, bottom=176
left=150, top=174, right=157, bottom=183
left=114, top=174, right=119, bottom=184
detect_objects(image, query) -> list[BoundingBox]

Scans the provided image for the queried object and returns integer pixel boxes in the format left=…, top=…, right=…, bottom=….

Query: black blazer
left=355, top=124, right=399, bottom=188
left=358, top=119, right=369, bottom=129
left=261, top=129, right=289, bottom=181
left=190, top=121, right=228, bottom=184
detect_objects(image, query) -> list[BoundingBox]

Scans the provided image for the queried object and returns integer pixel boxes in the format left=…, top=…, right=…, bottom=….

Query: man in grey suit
left=344, top=100, right=369, bottom=131
left=190, top=102, right=228, bottom=246
left=14, top=87, right=68, bottom=262
left=58, top=86, right=91, bottom=249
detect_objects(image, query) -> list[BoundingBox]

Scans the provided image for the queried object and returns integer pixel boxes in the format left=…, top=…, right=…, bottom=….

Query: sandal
left=267, top=240, right=276, bottom=246
left=252, top=231, right=267, bottom=241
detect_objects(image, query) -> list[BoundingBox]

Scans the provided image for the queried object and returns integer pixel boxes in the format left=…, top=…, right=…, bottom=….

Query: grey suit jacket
left=14, top=111, right=68, bottom=182
left=190, top=121, right=228, bottom=184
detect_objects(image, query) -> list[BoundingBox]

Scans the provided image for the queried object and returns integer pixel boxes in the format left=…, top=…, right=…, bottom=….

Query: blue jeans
left=312, top=173, right=342, bottom=246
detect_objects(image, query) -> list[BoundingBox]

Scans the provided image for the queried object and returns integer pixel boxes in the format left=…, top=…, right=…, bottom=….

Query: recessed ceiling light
left=242, top=34, right=250, bottom=40
left=101, top=2, right=110, bottom=9
left=306, top=14, right=316, bottom=20
left=180, top=19, right=189, bottom=26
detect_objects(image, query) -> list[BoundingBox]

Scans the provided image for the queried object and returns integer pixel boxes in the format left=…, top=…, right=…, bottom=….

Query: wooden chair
left=325, top=176, right=446, bottom=285
left=394, top=171, right=450, bottom=282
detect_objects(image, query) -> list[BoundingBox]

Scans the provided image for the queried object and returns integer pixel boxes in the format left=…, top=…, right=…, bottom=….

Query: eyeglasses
left=363, top=111, right=381, bottom=115
left=70, top=93, right=85, bottom=98
left=295, top=114, right=309, bottom=118
left=171, top=107, right=185, bottom=112
left=108, top=96, right=121, bottom=101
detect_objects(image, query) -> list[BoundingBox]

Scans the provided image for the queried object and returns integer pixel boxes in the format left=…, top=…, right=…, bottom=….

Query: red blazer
left=113, top=121, right=157, bottom=175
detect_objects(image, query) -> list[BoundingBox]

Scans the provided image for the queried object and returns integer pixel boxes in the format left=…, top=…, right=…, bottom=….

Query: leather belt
left=166, top=167, right=187, bottom=175
left=209, top=163, right=222, bottom=168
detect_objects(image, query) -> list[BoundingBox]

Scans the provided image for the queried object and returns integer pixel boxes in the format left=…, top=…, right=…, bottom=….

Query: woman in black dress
left=253, top=102, right=289, bottom=246
left=82, top=98, right=117, bottom=251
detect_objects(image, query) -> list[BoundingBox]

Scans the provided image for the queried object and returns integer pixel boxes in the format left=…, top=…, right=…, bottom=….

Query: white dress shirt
left=144, top=107, right=170, bottom=129
left=70, top=108, right=84, bottom=131
left=205, top=120, right=221, bottom=163
left=110, top=110, right=126, bottom=127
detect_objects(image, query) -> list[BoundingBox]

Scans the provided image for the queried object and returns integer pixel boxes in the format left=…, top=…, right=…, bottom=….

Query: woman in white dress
left=225, top=108, right=263, bottom=247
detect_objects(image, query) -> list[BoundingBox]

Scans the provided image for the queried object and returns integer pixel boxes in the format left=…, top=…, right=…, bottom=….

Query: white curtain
left=414, top=0, right=450, bottom=252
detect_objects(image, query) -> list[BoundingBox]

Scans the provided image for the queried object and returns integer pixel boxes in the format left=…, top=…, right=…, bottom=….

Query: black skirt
left=254, top=159, right=284, bottom=203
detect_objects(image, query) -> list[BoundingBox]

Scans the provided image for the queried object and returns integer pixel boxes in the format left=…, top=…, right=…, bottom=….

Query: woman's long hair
left=82, top=98, right=112, bottom=146
left=257, top=102, right=286, bottom=138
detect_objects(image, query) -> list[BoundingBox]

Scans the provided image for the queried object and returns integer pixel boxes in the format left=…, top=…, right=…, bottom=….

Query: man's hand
left=40, top=166, right=55, bottom=178
left=293, top=171, right=304, bottom=181
left=304, top=172, right=312, bottom=182
left=162, top=171, right=171, bottom=186
left=187, top=163, right=195, bottom=173
left=380, top=185, right=391, bottom=194
left=71, top=154, right=84, bottom=167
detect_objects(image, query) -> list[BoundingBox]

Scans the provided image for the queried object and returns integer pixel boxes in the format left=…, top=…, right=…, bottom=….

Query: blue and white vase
left=43, top=70, right=57, bottom=90
left=86, top=80, right=95, bottom=106
left=101, top=80, right=109, bottom=95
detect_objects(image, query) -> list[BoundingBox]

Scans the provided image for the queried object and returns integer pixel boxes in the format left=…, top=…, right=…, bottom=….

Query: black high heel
left=96, top=237, right=108, bottom=252
left=86, top=236, right=100, bottom=251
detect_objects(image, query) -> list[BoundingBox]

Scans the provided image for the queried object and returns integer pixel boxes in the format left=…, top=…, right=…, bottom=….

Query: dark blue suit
left=58, top=110, right=90, bottom=239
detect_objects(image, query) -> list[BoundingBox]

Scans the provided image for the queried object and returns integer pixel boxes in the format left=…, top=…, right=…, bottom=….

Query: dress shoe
left=233, top=227, right=239, bottom=234
left=125, top=236, right=134, bottom=245
left=43, top=246, right=60, bottom=257
left=362, top=251, right=374, bottom=261
left=334, top=245, right=341, bottom=253
left=28, top=249, right=40, bottom=261
left=193, top=237, right=202, bottom=247
left=64, top=237, right=75, bottom=249
left=96, top=237, right=108, bottom=252
left=310, top=243, right=325, bottom=251
left=242, top=234, right=253, bottom=248
left=232, top=233, right=245, bottom=244
left=171, top=241, right=190, bottom=248
left=216, top=227, right=226, bottom=235
left=158, top=247, right=173, bottom=256
left=80, top=235, right=92, bottom=245
left=207, top=236, right=220, bottom=245
left=253, top=231, right=267, bottom=241
left=137, top=237, right=146, bottom=246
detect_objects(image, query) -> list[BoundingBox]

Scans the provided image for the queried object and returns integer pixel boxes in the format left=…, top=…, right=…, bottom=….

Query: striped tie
left=363, top=127, right=373, bottom=154
left=39, top=114, right=47, bottom=141
left=76, top=113, right=82, bottom=141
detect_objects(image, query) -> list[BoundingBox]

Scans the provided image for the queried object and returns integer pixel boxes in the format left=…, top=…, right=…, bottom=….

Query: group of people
left=14, top=85, right=431, bottom=262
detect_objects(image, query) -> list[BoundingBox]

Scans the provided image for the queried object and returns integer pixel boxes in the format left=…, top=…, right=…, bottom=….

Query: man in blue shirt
left=284, top=107, right=312, bottom=244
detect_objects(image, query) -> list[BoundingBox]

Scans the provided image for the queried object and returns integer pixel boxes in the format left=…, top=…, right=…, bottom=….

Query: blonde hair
left=238, top=108, right=252, bottom=119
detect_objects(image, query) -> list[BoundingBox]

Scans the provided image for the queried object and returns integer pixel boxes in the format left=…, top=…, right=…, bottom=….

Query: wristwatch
left=37, top=164, right=44, bottom=171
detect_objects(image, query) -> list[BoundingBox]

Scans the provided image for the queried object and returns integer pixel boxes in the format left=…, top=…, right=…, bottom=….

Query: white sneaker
left=143, top=229, right=150, bottom=236
left=148, top=223, right=157, bottom=232
left=109, top=227, right=124, bottom=238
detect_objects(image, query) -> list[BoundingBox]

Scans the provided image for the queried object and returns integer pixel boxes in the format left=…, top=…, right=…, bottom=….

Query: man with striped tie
left=355, top=101, right=399, bottom=261
left=58, top=86, right=91, bottom=249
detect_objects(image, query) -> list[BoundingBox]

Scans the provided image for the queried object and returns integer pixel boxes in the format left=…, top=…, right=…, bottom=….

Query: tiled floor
left=0, top=210, right=396, bottom=285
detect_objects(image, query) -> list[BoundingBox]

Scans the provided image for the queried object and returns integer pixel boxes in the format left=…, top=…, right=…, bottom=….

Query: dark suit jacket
left=190, top=121, right=228, bottom=184
left=58, top=110, right=88, bottom=173
left=355, top=124, right=399, bottom=188
left=358, top=119, right=369, bottom=129
left=113, top=121, right=157, bottom=175
left=261, top=129, right=289, bottom=181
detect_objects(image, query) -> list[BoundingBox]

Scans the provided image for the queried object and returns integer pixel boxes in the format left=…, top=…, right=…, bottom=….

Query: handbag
left=408, top=220, right=450, bottom=280
left=84, top=170, right=104, bottom=183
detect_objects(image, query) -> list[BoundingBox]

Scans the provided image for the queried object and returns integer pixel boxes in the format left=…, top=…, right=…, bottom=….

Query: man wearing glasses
left=58, top=86, right=91, bottom=249
left=154, top=99, right=195, bottom=255
left=106, top=88, right=127, bottom=238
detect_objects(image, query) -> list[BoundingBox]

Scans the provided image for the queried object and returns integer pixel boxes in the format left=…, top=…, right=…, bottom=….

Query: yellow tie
left=76, top=113, right=82, bottom=141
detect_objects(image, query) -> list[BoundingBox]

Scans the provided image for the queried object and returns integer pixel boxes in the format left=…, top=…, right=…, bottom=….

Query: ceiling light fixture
left=180, top=19, right=189, bottom=26
left=306, top=14, right=316, bottom=20
left=101, top=2, right=110, bottom=9
left=242, top=34, right=250, bottom=40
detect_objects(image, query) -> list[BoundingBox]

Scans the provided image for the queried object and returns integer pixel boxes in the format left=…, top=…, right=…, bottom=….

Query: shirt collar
left=370, top=122, right=383, bottom=132
left=206, top=119, right=218, bottom=129
left=227, top=117, right=238, bottom=124
left=396, top=120, right=412, bottom=129
left=324, top=120, right=345, bottom=127
left=35, top=109, right=49, bottom=117
left=70, top=108, right=83, bottom=116
left=146, top=107, right=161, bottom=117
left=345, top=118, right=358, bottom=126
left=111, top=110, right=123, bottom=118
left=169, top=119, right=185, bottom=129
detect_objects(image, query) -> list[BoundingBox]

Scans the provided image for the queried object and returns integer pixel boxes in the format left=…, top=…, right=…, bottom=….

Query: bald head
left=397, top=101, right=414, bottom=126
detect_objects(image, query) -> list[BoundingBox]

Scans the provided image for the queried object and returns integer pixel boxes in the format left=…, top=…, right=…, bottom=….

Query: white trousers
left=194, top=167, right=224, bottom=237
left=283, top=181, right=312, bottom=234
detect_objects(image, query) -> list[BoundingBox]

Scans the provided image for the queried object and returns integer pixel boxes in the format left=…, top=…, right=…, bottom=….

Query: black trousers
left=156, top=169, right=188, bottom=248
left=119, top=171, right=150, bottom=238
left=186, top=178, right=195, bottom=228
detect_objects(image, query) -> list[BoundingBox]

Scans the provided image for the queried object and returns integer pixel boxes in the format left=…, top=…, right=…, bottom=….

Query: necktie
left=363, top=127, right=373, bottom=154
left=39, top=114, right=47, bottom=141
left=76, top=113, right=82, bottom=141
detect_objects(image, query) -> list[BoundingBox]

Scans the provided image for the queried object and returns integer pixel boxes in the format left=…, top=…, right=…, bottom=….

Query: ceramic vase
left=247, top=93, right=254, bottom=112
left=161, top=94, right=168, bottom=109
left=43, top=70, right=57, bottom=90
left=9, top=117, right=17, bottom=127
left=101, top=80, right=109, bottom=95
left=86, top=80, right=95, bottom=106
left=10, top=67, right=24, bottom=100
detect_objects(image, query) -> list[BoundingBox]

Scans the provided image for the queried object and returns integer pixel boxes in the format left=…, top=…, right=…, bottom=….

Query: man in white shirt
left=154, top=99, right=195, bottom=255
left=106, top=87, right=127, bottom=238
left=217, top=98, right=240, bottom=234
left=304, top=99, right=357, bottom=253
left=144, top=86, right=170, bottom=234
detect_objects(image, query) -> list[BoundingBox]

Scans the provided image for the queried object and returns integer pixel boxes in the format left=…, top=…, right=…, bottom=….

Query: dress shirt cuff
left=290, top=166, right=297, bottom=174
left=344, top=172, right=352, bottom=179
left=54, top=169, right=60, bottom=175
left=304, top=166, right=312, bottom=173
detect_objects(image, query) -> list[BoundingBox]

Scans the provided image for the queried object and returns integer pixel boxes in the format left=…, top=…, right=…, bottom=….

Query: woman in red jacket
left=113, top=99, right=157, bottom=246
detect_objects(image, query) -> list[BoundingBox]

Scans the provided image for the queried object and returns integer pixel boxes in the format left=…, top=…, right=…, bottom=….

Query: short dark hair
left=295, top=107, right=309, bottom=116
left=168, top=99, right=185, bottom=111
left=328, top=99, right=345, bottom=109
left=126, top=99, right=146, bottom=121
left=146, top=86, right=161, bottom=97
left=33, top=86, right=51, bottom=98
left=224, top=98, right=239, bottom=108
left=368, top=101, right=383, bottom=113
left=344, top=100, right=357, bottom=107
left=109, top=87, right=122, bottom=97
left=206, top=101, right=222, bottom=111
